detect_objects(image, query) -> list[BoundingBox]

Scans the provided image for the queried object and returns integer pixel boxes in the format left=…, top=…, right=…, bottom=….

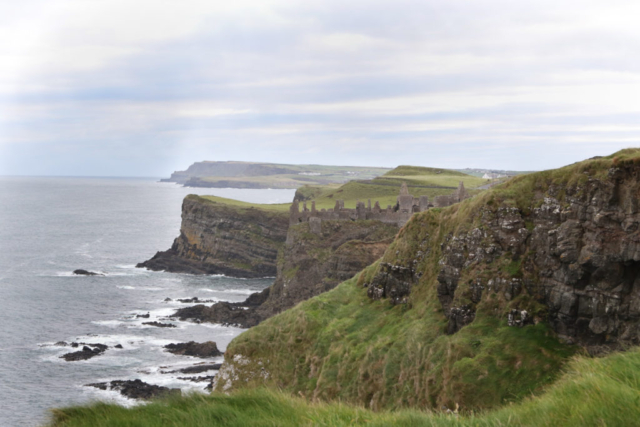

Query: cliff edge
left=137, top=195, right=289, bottom=278
left=212, top=149, right=640, bottom=411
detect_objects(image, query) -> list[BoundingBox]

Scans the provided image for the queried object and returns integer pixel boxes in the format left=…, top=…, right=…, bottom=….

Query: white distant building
left=482, top=173, right=507, bottom=180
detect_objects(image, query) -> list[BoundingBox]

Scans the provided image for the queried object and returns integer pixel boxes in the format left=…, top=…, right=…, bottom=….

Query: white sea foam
left=92, top=320, right=127, bottom=327
left=117, top=285, right=136, bottom=290
left=81, top=384, right=143, bottom=408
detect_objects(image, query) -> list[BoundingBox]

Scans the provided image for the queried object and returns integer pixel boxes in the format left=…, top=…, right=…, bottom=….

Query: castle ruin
left=289, top=181, right=470, bottom=229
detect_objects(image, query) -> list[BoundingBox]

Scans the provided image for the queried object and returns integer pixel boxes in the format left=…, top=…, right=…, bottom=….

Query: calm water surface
left=0, top=177, right=295, bottom=426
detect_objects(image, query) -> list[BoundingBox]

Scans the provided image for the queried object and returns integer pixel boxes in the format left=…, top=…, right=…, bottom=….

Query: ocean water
left=0, top=177, right=295, bottom=427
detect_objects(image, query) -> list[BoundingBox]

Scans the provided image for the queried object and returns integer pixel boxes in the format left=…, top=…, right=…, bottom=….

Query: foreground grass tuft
left=51, top=348, right=640, bottom=426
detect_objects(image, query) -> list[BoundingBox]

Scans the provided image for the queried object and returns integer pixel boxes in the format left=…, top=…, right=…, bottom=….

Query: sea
left=0, top=177, right=295, bottom=427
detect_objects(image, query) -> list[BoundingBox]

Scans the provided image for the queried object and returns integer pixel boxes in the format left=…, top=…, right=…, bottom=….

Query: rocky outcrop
left=86, top=379, right=180, bottom=400
left=137, top=195, right=289, bottom=278
left=73, top=269, right=103, bottom=276
left=61, top=343, right=108, bottom=361
left=176, top=220, right=398, bottom=327
left=164, top=341, right=223, bottom=358
left=367, top=156, right=640, bottom=352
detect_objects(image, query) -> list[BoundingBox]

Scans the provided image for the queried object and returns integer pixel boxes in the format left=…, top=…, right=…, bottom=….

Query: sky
left=1, top=0, right=639, bottom=177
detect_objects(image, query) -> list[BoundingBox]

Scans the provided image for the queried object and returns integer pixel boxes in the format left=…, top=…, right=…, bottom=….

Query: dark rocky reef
left=61, top=343, right=108, bottom=361
left=86, top=379, right=180, bottom=400
left=367, top=157, right=640, bottom=352
left=164, top=341, right=222, bottom=358
left=142, top=321, right=176, bottom=328
left=137, top=195, right=289, bottom=277
left=173, top=288, right=269, bottom=328
left=73, top=269, right=103, bottom=276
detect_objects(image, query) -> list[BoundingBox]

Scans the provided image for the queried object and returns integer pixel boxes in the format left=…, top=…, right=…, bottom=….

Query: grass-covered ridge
left=51, top=347, right=640, bottom=426
left=195, top=194, right=291, bottom=212
left=215, top=148, right=640, bottom=411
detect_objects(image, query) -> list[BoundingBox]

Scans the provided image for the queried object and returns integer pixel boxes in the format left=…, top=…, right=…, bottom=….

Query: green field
left=197, top=195, right=291, bottom=212
left=195, top=165, right=487, bottom=212
left=297, top=165, right=487, bottom=210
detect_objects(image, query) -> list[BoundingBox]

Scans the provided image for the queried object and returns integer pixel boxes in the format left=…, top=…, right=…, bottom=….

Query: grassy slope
left=196, top=195, right=291, bottom=212
left=217, top=149, right=640, bottom=411
left=51, top=347, right=640, bottom=426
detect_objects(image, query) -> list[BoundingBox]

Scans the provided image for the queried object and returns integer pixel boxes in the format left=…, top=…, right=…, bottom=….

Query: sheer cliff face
left=369, top=159, right=640, bottom=351
left=172, top=218, right=399, bottom=328
left=256, top=220, right=398, bottom=319
left=137, top=195, right=289, bottom=278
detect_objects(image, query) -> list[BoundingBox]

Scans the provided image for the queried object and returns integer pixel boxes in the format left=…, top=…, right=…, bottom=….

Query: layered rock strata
left=365, top=158, right=640, bottom=352
left=137, top=195, right=289, bottom=278
left=174, top=220, right=398, bottom=327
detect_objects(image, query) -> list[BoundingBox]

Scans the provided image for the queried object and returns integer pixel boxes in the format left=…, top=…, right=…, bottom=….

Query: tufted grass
left=50, top=347, right=640, bottom=426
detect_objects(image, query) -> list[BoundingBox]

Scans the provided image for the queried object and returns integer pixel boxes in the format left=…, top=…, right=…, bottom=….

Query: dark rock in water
left=54, top=341, right=68, bottom=347
left=172, top=302, right=263, bottom=329
left=176, top=297, right=215, bottom=304
left=114, top=344, right=123, bottom=349
left=164, top=297, right=172, bottom=302
left=73, top=269, right=103, bottom=276
left=61, top=344, right=107, bottom=361
left=86, top=379, right=180, bottom=400
left=87, top=382, right=108, bottom=390
left=135, top=313, right=150, bottom=318
left=177, top=375, right=215, bottom=383
left=164, top=341, right=222, bottom=358
left=165, top=363, right=222, bottom=374
left=142, top=321, right=176, bottom=328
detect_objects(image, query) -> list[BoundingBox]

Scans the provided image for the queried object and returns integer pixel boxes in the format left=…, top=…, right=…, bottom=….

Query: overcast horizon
left=1, top=0, right=639, bottom=177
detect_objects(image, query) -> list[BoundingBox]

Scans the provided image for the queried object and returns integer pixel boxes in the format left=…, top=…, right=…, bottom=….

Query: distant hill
left=161, top=161, right=391, bottom=189
left=456, top=168, right=533, bottom=177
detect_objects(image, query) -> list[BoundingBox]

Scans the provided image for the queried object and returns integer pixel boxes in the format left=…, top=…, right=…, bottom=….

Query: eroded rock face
left=370, top=163, right=640, bottom=351
left=366, top=263, right=413, bottom=304
left=174, top=220, right=398, bottom=327
left=164, top=341, right=223, bottom=358
left=137, top=196, right=289, bottom=277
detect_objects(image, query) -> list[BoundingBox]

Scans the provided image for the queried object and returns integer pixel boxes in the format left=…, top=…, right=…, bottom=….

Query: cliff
left=173, top=219, right=398, bottom=327
left=137, top=195, right=289, bottom=278
left=212, top=149, right=640, bottom=411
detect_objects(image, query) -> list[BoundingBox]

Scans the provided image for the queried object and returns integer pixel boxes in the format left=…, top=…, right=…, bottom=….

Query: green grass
left=384, top=165, right=469, bottom=177
left=51, top=347, right=640, bottom=426
left=217, top=274, right=574, bottom=411
left=213, top=148, right=640, bottom=411
left=196, top=195, right=291, bottom=212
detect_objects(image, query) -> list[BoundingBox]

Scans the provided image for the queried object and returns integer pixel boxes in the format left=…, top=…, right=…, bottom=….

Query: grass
left=194, top=164, right=485, bottom=213
left=51, top=347, right=640, bottom=426
left=217, top=274, right=574, bottom=411
left=196, top=195, right=291, bottom=212
left=213, top=148, right=640, bottom=411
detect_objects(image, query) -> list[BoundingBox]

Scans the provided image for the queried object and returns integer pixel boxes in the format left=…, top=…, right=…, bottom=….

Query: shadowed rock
left=164, top=341, right=222, bottom=358
left=86, top=379, right=180, bottom=400
left=73, top=269, right=103, bottom=276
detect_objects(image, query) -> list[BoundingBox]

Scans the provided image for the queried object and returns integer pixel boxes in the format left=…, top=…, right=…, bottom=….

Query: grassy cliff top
left=385, top=165, right=469, bottom=177
left=191, top=194, right=291, bottom=213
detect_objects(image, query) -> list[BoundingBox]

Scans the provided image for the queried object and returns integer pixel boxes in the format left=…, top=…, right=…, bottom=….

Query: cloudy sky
left=1, top=0, right=639, bottom=176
